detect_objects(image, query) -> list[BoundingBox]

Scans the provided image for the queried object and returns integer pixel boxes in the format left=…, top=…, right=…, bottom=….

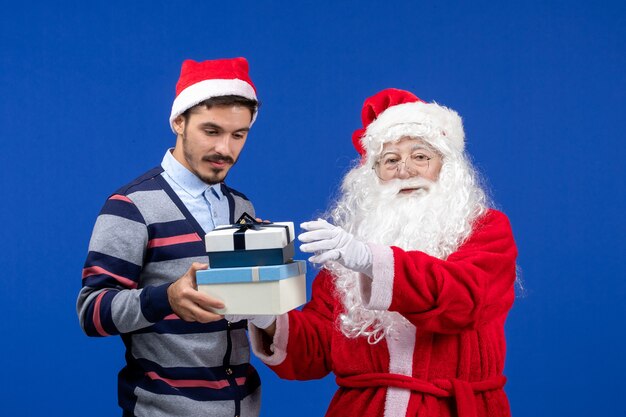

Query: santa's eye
left=411, top=153, right=430, bottom=161
left=382, top=156, right=400, bottom=166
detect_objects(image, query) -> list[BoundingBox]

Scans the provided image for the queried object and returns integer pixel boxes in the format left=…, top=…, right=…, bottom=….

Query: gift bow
left=219, top=212, right=291, bottom=250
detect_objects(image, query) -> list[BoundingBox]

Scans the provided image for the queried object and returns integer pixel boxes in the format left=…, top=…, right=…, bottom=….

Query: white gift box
left=196, top=261, right=307, bottom=315
left=205, top=221, right=295, bottom=268
left=206, top=221, right=294, bottom=251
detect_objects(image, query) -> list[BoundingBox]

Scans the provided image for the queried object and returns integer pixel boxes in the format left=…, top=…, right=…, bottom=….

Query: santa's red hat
left=169, top=57, right=258, bottom=132
left=352, top=88, right=465, bottom=161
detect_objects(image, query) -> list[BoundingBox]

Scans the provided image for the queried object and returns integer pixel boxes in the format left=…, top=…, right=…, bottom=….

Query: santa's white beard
left=326, top=156, right=488, bottom=343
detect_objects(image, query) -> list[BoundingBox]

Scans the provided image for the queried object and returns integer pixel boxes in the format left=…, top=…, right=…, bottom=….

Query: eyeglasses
left=373, top=151, right=436, bottom=180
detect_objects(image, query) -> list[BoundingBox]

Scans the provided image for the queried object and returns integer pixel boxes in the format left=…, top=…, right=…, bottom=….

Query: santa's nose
left=396, top=163, right=414, bottom=179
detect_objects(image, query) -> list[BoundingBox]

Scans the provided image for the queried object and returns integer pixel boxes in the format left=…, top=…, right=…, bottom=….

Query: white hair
left=325, top=141, right=489, bottom=344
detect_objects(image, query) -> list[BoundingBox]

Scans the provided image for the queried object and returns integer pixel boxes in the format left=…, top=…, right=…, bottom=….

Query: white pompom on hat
left=169, top=57, right=258, bottom=133
left=352, top=88, right=464, bottom=161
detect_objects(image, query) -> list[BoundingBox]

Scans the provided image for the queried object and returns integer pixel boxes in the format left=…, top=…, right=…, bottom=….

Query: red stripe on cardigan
left=93, top=291, right=111, bottom=337
left=146, top=372, right=246, bottom=389
left=147, top=233, right=202, bottom=249
left=109, top=194, right=133, bottom=203
left=82, top=266, right=138, bottom=289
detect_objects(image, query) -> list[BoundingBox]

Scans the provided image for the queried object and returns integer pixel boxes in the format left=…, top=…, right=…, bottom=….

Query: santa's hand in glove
left=299, top=219, right=373, bottom=277
left=224, top=314, right=276, bottom=330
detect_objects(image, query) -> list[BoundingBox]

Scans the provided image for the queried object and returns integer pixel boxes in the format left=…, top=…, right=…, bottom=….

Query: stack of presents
left=197, top=213, right=307, bottom=314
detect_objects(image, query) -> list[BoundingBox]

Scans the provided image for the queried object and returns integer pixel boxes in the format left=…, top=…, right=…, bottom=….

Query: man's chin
left=199, top=170, right=228, bottom=185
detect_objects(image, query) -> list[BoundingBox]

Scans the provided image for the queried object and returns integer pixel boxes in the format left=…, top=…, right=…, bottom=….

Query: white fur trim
left=363, top=101, right=464, bottom=158
left=383, top=322, right=417, bottom=417
left=248, top=313, right=289, bottom=366
left=360, top=243, right=394, bottom=310
left=169, top=78, right=258, bottom=132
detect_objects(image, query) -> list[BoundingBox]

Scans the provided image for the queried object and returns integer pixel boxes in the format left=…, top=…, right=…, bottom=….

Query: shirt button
left=226, top=368, right=233, bottom=375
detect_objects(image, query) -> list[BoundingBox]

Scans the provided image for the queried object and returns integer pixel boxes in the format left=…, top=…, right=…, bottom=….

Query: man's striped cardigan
left=77, top=166, right=261, bottom=417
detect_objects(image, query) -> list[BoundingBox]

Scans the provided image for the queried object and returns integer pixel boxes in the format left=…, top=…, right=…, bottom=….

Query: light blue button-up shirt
left=161, top=149, right=230, bottom=233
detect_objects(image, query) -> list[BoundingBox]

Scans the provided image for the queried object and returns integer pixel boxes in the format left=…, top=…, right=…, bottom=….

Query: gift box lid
left=197, top=260, right=306, bottom=284
left=205, top=221, right=295, bottom=252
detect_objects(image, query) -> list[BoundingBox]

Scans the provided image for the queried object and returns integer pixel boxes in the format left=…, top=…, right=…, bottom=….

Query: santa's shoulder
left=474, top=208, right=515, bottom=235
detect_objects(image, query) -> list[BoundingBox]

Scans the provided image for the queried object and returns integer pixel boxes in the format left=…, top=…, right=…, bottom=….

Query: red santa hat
left=352, top=88, right=465, bottom=161
left=169, top=57, right=258, bottom=132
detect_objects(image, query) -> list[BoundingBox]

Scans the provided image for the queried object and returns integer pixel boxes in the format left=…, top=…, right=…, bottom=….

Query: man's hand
left=167, top=262, right=225, bottom=323
left=299, top=219, right=373, bottom=275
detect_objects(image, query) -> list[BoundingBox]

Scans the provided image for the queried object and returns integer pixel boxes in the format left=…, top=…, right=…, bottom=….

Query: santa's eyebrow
left=380, top=149, right=401, bottom=156
left=409, top=143, right=436, bottom=152
left=381, top=144, right=435, bottom=155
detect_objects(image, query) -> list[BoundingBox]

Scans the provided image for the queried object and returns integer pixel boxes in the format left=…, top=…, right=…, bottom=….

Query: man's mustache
left=202, top=154, right=235, bottom=165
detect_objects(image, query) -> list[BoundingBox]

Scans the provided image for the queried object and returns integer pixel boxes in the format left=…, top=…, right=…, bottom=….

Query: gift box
left=205, top=220, right=295, bottom=268
left=197, top=261, right=307, bottom=315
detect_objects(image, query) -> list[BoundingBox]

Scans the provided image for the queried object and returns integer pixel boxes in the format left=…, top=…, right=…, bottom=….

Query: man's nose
left=213, top=135, right=231, bottom=155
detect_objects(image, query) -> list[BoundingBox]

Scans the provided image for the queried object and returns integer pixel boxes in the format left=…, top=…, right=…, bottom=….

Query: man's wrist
left=142, top=282, right=175, bottom=321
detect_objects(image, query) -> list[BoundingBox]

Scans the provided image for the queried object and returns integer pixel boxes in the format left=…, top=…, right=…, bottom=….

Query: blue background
left=1, top=1, right=624, bottom=416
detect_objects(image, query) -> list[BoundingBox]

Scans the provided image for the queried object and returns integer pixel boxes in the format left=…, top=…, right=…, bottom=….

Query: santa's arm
left=248, top=270, right=335, bottom=380
left=359, top=209, right=517, bottom=333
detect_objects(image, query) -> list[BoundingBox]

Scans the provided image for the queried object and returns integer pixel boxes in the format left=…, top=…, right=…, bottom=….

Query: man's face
left=172, top=105, right=252, bottom=184
left=375, top=137, right=443, bottom=193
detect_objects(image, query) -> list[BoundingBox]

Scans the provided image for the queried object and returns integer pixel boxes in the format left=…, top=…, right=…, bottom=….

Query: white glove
left=224, top=314, right=276, bottom=329
left=299, top=219, right=373, bottom=275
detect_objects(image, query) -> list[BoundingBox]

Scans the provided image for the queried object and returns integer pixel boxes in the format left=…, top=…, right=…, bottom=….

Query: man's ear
left=173, top=115, right=186, bottom=135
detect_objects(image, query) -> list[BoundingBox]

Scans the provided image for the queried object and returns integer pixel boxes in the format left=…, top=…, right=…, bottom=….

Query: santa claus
left=235, top=88, right=517, bottom=417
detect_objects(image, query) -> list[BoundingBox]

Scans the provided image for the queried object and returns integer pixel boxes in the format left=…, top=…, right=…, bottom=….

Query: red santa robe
left=250, top=209, right=517, bottom=417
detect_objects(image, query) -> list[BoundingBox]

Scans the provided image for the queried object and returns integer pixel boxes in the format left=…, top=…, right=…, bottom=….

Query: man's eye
left=205, top=130, right=218, bottom=135
left=233, top=133, right=246, bottom=140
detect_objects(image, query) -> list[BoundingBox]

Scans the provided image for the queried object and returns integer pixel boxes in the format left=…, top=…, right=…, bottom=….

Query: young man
left=78, top=58, right=263, bottom=417
left=245, top=88, right=518, bottom=417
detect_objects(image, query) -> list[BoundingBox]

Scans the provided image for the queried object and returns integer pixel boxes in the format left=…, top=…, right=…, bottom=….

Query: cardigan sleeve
left=76, top=193, right=173, bottom=337
left=249, top=270, right=336, bottom=380
left=359, top=209, right=517, bottom=334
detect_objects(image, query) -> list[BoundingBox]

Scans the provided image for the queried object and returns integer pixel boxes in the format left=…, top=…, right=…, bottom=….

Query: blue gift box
left=196, top=261, right=307, bottom=314
left=207, top=242, right=295, bottom=268
left=197, top=260, right=306, bottom=284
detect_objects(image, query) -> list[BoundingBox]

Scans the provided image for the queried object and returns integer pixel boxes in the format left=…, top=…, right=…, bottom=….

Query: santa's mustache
left=380, top=177, right=435, bottom=195
left=202, top=154, right=235, bottom=165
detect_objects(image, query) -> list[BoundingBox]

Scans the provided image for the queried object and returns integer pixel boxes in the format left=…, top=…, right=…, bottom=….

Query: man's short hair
left=181, top=95, right=259, bottom=120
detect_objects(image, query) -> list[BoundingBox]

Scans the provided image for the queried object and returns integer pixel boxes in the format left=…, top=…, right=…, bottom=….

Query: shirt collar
left=161, top=149, right=224, bottom=199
